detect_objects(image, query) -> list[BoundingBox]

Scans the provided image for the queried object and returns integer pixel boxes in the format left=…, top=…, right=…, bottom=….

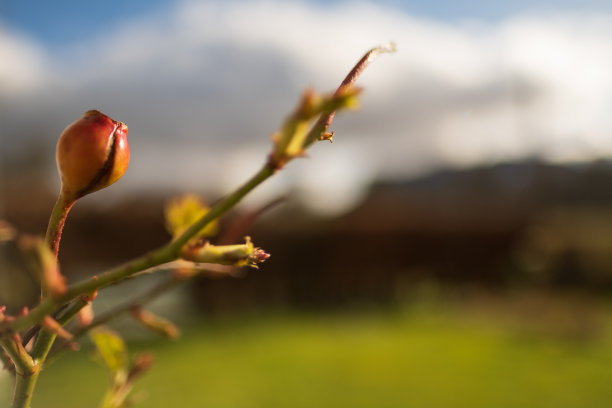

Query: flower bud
left=56, top=110, right=129, bottom=199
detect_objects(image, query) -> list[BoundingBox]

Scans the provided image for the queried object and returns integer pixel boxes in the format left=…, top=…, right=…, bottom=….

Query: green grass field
left=4, top=295, right=612, bottom=408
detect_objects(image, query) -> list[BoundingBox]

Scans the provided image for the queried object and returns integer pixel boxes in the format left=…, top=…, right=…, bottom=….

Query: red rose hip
left=56, top=109, right=129, bottom=199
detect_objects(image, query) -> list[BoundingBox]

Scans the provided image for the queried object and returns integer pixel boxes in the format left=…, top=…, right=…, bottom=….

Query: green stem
left=4, top=194, right=73, bottom=408
left=56, top=298, right=91, bottom=326
left=1, top=336, right=39, bottom=408
left=12, top=369, right=39, bottom=408
left=9, top=42, right=387, bottom=333
left=48, top=277, right=179, bottom=361
left=0, top=347, right=14, bottom=374
left=29, top=297, right=88, bottom=363
left=5, top=193, right=75, bottom=408
left=19, top=298, right=92, bottom=380
left=30, top=331, right=55, bottom=362
left=4, top=43, right=393, bottom=407
left=172, top=165, right=274, bottom=250
left=0, top=337, right=34, bottom=378
left=10, top=164, right=275, bottom=334
left=7, top=164, right=275, bottom=407
left=20, top=298, right=85, bottom=347
left=70, top=277, right=180, bottom=344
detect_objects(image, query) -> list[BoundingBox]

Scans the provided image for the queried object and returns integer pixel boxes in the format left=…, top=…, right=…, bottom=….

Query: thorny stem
left=20, top=298, right=84, bottom=347
left=7, top=194, right=73, bottom=408
left=1, top=336, right=38, bottom=408
left=8, top=43, right=393, bottom=333
left=4, top=193, right=73, bottom=408
left=73, top=278, right=180, bottom=341
left=51, top=264, right=234, bottom=360
left=7, top=191, right=77, bottom=408
left=2, top=43, right=394, bottom=408
left=29, top=298, right=93, bottom=368
left=56, top=297, right=91, bottom=327
left=8, top=165, right=275, bottom=335
left=6, top=146, right=273, bottom=408
left=28, top=297, right=89, bottom=363
left=11, top=365, right=39, bottom=408
left=0, top=337, right=35, bottom=379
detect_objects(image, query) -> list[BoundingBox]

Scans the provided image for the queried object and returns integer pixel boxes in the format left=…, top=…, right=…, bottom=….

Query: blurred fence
left=3, top=160, right=612, bottom=313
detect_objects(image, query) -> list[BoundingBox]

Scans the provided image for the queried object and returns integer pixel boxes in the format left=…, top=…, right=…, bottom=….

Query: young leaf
left=164, top=194, right=218, bottom=241
left=90, top=327, right=128, bottom=375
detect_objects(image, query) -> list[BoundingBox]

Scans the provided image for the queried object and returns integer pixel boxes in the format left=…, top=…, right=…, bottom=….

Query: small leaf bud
left=127, top=352, right=155, bottom=384
left=130, top=307, right=180, bottom=340
left=180, top=236, right=270, bottom=268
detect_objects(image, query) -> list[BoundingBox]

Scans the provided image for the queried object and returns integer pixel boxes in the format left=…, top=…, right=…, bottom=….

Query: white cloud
left=2, top=1, right=612, bottom=214
left=0, top=27, right=47, bottom=93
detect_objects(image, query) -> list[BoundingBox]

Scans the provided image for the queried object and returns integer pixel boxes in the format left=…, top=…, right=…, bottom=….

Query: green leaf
left=164, top=194, right=218, bottom=240
left=90, top=327, right=128, bottom=375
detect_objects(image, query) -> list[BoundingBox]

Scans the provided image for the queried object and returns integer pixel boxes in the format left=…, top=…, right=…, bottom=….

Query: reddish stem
left=323, top=42, right=396, bottom=130
left=45, top=192, right=76, bottom=257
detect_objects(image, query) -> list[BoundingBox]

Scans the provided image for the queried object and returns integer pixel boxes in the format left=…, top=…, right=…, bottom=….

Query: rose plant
left=0, top=43, right=394, bottom=408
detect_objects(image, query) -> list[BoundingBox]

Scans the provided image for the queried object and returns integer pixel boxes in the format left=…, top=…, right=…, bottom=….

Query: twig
left=305, top=42, right=396, bottom=148
left=74, top=278, right=181, bottom=340
left=51, top=263, right=235, bottom=359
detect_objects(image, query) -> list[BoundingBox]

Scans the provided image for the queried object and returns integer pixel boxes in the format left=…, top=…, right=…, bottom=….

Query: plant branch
left=172, top=165, right=275, bottom=250
left=4, top=44, right=393, bottom=408
left=9, top=166, right=275, bottom=334
left=51, top=263, right=235, bottom=359
left=7, top=41, right=393, bottom=334
left=44, top=193, right=75, bottom=258
left=1, top=336, right=39, bottom=408
left=11, top=367, right=39, bottom=408
left=305, top=42, right=396, bottom=148
left=13, top=299, right=89, bottom=408
left=0, top=337, right=35, bottom=377
left=74, top=278, right=181, bottom=341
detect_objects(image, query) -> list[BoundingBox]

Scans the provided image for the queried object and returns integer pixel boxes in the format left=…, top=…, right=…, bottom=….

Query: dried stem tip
left=57, top=110, right=129, bottom=200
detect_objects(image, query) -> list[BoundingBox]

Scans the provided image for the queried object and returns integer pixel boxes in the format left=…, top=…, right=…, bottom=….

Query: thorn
left=67, top=342, right=80, bottom=351
left=319, top=131, right=335, bottom=143
left=42, top=316, right=73, bottom=340
left=78, top=304, right=94, bottom=327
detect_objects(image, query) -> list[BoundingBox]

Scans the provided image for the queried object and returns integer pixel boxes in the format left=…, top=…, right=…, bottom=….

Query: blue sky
left=1, top=0, right=173, bottom=47
left=2, top=0, right=612, bottom=215
left=3, top=0, right=612, bottom=48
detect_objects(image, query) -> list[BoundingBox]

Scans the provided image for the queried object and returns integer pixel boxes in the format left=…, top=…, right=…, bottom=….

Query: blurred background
left=2, top=0, right=612, bottom=407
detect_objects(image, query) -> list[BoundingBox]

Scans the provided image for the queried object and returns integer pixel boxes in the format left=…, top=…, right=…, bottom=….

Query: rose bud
left=56, top=109, right=129, bottom=200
